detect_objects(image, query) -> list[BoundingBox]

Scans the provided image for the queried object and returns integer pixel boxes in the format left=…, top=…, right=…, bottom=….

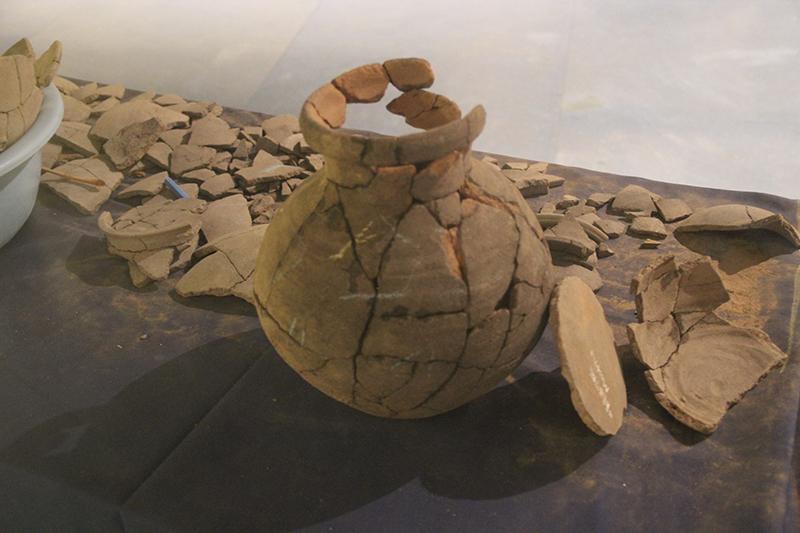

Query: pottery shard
left=307, top=83, right=346, bottom=129
left=34, top=40, right=62, bottom=87
left=675, top=204, right=800, bottom=248
left=61, top=94, right=91, bottom=122
left=91, top=100, right=189, bottom=141
left=553, top=263, right=603, bottom=293
left=42, top=142, right=61, bottom=168
left=427, top=192, right=461, bottom=227
left=461, top=309, right=511, bottom=368
left=181, top=168, right=216, bottom=184
left=91, top=97, right=120, bottom=116
left=362, top=313, right=468, bottom=363
left=41, top=158, right=124, bottom=214
left=628, top=216, right=668, bottom=239
left=201, top=194, right=252, bottom=242
left=630, top=255, right=679, bottom=322
left=502, top=169, right=549, bottom=198
left=264, top=201, right=375, bottom=359
left=96, top=84, right=125, bottom=99
left=261, top=114, right=299, bottom=140
left=673, top=258, right=730, bottom=314
left=383, top=58, right=434, bottom=91
left=644, top=313, right=787, bottom=434
left=550, top=276, right=627, bottom=435
left=145, top=141, right=172, bottom=169
left=53, top=121, right=98, bottom=156
left=236, top=151, right=305, bottom=186
left=170, top=144, right=216, bottom=177
left=655, top=197, right=692, bottom=223
left=586, top=192, right=614, bottom=208
left=159, top=128, right=189, bottom=149
left=411, top=151, right=465, bottom=201
left=593, top=218, right=626, bottom=239
left=200, top=173, right=236, bottom=199
left=608, top=184, right=657, bottom=216
left=543, top=219, right=596, bottom=259
left=627, top=316, right=679, bottom=369
left=117, top=171, right=167, bottom=199
left=103, top=117, right=165, bottom=169
left=338, top=164, right=414, bottom=279
left=376, top=204, right=467, bottom=316
left=387, top=89, right=461, bottom=130
left=459, top=199, right=519, bottom=326
left=188, top=115, right=239, bottom=148
left=332, top=63, right=389, bottom=103
left=176, top=225, right=268, bottom=304
left=72, top=82, right=99, bottom=104
left=556, top=195, right=580, bottom=210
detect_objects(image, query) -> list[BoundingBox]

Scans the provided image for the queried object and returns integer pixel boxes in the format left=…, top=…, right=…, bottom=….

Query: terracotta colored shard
left=387, top=89, right=461, bottom=130
left=41, top=158, right=124, bottom=214
left=103, top=117, right=165, bottom=169
left=98, top=198, right=205, bottom=286
left=383, top=58, right=434, bottom=91
left=608, top=184, right=657, bottom=216
left=256, top=60, right=553, bottom=418
left=627, top=255, right=785, bottom=433
left=116, top=171, right=167, bottom=199
left=53, top=121, right=98, bottom=156
left=200, top=173, right=236, bottom=199
left=144, top=141, right=172, bottom=169
left=543, top=219, right=597, bottom=259
left=170, top=144, right=216, bottom=177
left=176, top=225, right=268, bottom=303
left=628, top=216, right=668, bottom=239
left=90, top=96, right=120, bottom=115
left=656, top=197, right=692, bottom=223
left=586, top=192, right=614, bottom=208
left=72, top=82, right=100, bottom=103
left=53, top=76, right=78, bottom=95
left=188, top=115, right=239, bottom=148
left=261, top=114, right=299, bottom=139
left=307, top=83, right=346, bottom=128
left=550, top=276, right=627, bottom=435
left=640, top=239, right=661, bottom=249
left=33, top=40, right=62, bottom=87
left=556, top=195, right=580, bottom=210
left=159, top=128, right=189, bottom=149
left=61, top=94, right=90, bottom=122
left=154, top=93, right=186, bottom=106
left=90, top=100, right=189, bottom=141
left=553, top=264, right=603, bottom=292
left=201, top=194, right=252, bottom=242
left=42, top=142, right=62, bottom=168
left=3, top=38, right=34, bottom=57
left=502, top=169, right=549, bottom=198
left=332, top=63, right=389, bottom=103
left=645, top=314, right=786, bottom=434
left=96, top=83, right=125, bottom=99
left=675, top=204, right=800, bottom=248
left=181, top=168, right=216, bottom=184
left=593, top=218, right=626, bottom=239
left=0, top=52, right=44, bottom=151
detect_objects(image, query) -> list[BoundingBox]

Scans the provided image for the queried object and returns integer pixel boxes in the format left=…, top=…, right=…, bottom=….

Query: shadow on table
left=0, top=328, right=608, bottom=532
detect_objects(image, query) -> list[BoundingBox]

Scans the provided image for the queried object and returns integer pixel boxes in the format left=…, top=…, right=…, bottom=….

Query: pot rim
left=0, top=83, right=64, bottom=176
left=299, top=61, right=485, bottom=168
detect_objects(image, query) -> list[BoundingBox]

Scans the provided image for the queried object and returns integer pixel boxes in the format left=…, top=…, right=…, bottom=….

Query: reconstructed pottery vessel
left=254, top=59, right=554, bottom=418
left=1, top=39, right=61, bottom=152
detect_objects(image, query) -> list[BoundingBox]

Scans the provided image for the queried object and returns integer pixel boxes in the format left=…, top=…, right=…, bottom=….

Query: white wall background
left=2, top=0, right=798, bottom=198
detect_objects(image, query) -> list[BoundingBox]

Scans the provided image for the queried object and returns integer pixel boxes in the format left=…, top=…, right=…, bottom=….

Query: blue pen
left=163, top=175, right=188, bottom=199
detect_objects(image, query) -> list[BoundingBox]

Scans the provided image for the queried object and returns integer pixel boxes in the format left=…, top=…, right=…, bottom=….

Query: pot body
left=0, top=84, right=63, bottom=248
left=254, top=149, right=553, bottom=418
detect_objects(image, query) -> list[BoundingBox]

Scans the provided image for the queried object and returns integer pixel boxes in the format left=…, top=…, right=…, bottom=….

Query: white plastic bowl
left=0, top=84, right=64, bottom=248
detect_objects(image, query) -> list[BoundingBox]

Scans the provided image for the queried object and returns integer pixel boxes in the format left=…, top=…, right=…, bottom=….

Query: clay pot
left=254, top=59, right=554, bottom=418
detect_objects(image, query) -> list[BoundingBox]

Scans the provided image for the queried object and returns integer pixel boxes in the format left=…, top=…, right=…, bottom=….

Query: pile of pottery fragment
left=35, top=49, right=800, bottom=437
